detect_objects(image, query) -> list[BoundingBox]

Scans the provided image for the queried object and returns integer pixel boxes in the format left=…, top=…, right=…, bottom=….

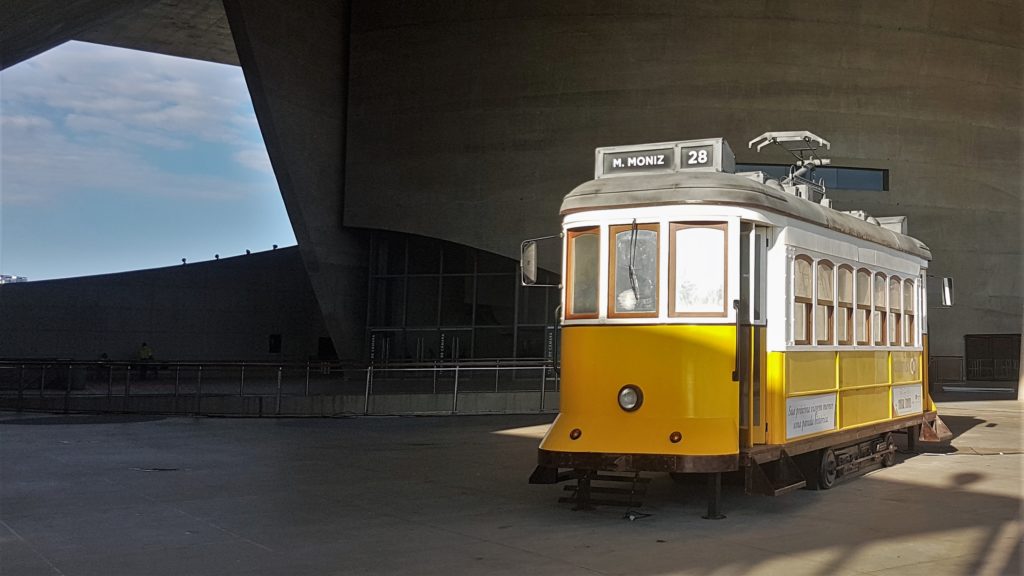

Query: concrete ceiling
left=1, top=0, right=237, bottom=71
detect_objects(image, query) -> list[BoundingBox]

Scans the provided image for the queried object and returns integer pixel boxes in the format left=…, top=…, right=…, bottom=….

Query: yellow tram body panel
left=765, top=348, right=927, bottom=446
left=542, top=325, right=929, bottom=456
left=541, top=324, right=739, bottom=457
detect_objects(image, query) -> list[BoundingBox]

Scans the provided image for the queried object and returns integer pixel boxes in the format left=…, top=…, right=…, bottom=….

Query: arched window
left=837, top=265, right=853, bottom=345
left=888, top=276, right=902, bottom=345
left=855, top=268, right=872, bottom=345
left=815, top=260, right=835, bottom=345
left=873, top=273, right=887, bottom=345
left=793, top=256, right=813, bottom=345
left=903, top=279, right=916, bottom=346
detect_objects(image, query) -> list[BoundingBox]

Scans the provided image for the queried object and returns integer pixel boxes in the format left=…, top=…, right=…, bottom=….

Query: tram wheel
left=818, top=448, right=838, bottom=490
left=881, top=433, right=896, bottom=467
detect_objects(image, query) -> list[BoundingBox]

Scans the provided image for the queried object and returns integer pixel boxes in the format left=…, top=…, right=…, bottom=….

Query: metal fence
left=0, top=358, right=559, bottom=417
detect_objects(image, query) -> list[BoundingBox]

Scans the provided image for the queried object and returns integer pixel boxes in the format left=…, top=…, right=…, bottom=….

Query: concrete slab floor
left=0, top=401, right=1020, bottom=576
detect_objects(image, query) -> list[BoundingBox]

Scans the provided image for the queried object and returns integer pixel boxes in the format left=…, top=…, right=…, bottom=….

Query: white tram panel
left=767, top=220, right=927, bottom=354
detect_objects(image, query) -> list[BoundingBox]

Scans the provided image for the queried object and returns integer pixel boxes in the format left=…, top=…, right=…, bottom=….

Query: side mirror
left=941, top=277, right=954, bottom=307
left=519, top=234, right=562, bottom=287
left=520, top=240, right=538, bottom=286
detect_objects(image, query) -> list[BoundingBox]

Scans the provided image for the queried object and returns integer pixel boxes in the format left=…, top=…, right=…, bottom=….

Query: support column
left=223, top=0, right=368, bottom=361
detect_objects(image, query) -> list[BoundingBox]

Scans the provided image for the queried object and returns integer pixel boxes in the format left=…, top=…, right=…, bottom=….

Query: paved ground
left=1, top=400, right=1020, bottom=575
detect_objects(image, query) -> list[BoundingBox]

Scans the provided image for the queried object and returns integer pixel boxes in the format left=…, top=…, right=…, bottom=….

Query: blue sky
left=0, top=41, right=295, bottom=281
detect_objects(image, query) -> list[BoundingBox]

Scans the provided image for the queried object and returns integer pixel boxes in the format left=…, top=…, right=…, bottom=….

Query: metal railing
left=0, top=358, right=558, bottom=417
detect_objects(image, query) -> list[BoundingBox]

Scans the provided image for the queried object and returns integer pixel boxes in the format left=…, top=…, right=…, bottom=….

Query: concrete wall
left=341, top=0, right=1022, bottom=357
left=2, top=0, right=237, bottom=70
left=2, top=0, right=155, bottom=70
left=0, top=248, right=329, bottom=362
left=3, top=0, right=1020, bottom=361
left=223, top=0, right=370, bottom=362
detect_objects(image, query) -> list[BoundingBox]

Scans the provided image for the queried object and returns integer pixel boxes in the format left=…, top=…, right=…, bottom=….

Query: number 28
left=687, top=149, right=709, bottom=164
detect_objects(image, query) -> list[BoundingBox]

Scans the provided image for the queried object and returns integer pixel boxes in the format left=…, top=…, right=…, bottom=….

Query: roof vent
left=843, top=210, right=882, bottom=227
left=876, top=216, right=908, bottom=235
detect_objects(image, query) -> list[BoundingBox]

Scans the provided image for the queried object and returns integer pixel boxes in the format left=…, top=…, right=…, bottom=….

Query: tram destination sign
left=595, top=138, right=735, bottom=178
left=602, top=147, right=675, bottom=175
left=678, top=144, right=714, bottom=169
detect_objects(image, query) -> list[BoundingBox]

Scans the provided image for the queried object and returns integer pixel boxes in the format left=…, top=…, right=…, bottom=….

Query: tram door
left=739, top=223, right=769, bottom=447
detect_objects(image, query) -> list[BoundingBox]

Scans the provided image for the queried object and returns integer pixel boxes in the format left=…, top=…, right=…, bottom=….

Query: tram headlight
left=617, top=385, right=643, bottom=412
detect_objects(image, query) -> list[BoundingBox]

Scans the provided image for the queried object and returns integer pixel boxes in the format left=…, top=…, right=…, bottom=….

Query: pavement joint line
left=0, top=517, right=67, bottom=575
left=137, top=492, right=277, bottom=553
left=339, top=498, right=613, bottom=575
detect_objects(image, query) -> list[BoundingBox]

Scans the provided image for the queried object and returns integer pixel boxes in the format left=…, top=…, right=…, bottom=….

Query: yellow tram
left=523, top=132, right=951, bottom=515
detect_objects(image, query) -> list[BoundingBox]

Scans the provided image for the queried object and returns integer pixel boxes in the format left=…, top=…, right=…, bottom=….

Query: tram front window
left=670, top=223, right=728, bottom=317
left=567, top=228, right=599, bottom=317
left=610, top=223, right=658, bottom=315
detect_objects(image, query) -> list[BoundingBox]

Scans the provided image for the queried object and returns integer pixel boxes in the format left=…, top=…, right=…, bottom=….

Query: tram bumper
left=535, top=448, right=738, bottom=478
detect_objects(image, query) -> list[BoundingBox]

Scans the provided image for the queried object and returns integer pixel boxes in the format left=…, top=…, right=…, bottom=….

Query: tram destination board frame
left=595, top=138, right=736, bottom=178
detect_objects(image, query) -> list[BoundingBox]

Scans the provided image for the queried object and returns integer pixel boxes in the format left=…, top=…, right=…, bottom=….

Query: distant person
left=138, top=342, right=155, bottom=380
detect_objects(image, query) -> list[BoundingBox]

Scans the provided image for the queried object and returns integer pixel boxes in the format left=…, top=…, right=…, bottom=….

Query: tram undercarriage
left=530, top=411, right=951, bottom=518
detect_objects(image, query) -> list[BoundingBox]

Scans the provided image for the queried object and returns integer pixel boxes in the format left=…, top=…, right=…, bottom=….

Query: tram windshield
left=564, top=221, right=733, bottom=321
left=611, top=223, right=658, bottom=315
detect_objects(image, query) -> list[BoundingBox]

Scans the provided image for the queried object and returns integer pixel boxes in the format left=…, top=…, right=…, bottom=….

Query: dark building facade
left=2, top=0, right=1020, bottom=368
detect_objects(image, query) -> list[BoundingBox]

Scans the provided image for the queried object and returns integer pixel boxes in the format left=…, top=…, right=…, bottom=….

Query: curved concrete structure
left=0, top=248, right=328, bottom=362
left=1, top=0, right=1020, bottom=363
left=343, top=1, right=1022, bottom=356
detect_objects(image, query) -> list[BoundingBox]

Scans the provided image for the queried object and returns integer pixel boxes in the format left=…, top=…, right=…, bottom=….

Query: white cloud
left=1, top=115, right=53, bottom=130
left=1, top=113, right=256, bottom=205
left=233, top=148, right=274, bottom=173
left=64, top=113, right=189, bottom=149
left=0, top=41, right=275, bottom=204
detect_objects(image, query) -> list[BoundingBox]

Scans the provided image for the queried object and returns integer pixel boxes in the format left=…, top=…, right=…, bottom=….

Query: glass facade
left=367, top=232, right=559, bottom=363
left=736, top=163, right=888, bottom=191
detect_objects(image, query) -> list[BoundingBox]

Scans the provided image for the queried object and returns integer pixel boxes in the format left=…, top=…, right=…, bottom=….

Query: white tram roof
left=560, top=171, right=932, bottom=261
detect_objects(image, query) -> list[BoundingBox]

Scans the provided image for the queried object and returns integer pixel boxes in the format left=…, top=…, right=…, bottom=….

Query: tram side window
left=856, top=268, right=872, bottom=345
left=837, top=266, right=853, bottom=345
left=567, top=228, right=599, bottom=318
left=873, top=273, right=887, bottom=345
left=904, top=279, right=916, bottom=346
left=815, top=261, right=835, bottom=345
left=609, top=223, right=659, bottom=317
left=889, top=276, right=902, bottom=345
left=793, top=256, right=813, bottom=344
left=670, top=222, right=728, bottom=317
